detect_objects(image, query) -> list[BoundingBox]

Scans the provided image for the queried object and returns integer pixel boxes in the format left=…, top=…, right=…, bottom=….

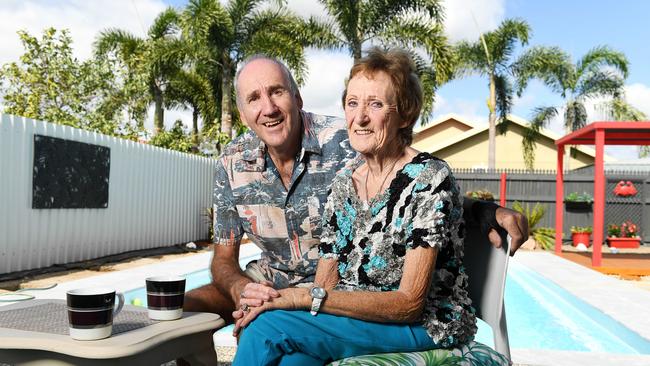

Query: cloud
left=300, top=49, right=352, bottom=118
left=443, top=0, right=505, bottom=42
left=624, top=83, right=650, bottom=117
left=0, top=0, right=167, bottom=65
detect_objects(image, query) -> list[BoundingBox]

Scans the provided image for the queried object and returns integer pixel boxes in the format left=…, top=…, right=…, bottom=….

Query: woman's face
left=344, top=71, right=406, bottom=157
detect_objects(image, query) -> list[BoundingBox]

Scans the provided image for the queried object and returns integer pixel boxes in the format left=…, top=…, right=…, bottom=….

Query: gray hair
left=234, top=55, right=300, bottom=107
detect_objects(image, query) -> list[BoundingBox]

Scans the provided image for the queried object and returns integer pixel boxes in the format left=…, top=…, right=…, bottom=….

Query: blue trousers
left=232, top=310, right=439, bottom=366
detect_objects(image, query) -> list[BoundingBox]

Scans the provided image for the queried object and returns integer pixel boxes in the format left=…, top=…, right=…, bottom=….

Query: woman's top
left=319, top=152, right=476, bottom=348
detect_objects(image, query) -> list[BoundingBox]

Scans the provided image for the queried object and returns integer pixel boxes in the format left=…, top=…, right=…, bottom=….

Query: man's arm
left=463, top=197, right=528, bottom=255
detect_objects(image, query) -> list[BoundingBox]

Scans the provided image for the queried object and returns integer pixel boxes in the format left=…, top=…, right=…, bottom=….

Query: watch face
left=310, top=287, right=326, bottom=299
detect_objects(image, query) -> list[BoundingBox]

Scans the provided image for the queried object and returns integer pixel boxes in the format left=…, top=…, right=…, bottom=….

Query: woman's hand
left=232, top=287, right=309, bottom=337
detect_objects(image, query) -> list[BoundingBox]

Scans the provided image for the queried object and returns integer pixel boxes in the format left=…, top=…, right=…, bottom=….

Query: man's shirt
left=213, top=111, right=354, bottom=288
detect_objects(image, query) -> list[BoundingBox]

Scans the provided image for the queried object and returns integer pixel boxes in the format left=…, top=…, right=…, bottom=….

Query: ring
left=240, top=303, right=249, bottom=312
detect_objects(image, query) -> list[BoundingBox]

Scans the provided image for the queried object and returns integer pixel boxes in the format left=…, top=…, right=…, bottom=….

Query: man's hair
left=342, top=47, right=423, bottom=147
left=234, top=55, right=300, bottom=107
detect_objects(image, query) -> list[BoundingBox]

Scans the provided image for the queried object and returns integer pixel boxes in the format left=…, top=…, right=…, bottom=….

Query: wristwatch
left=309, top=286, right=327, bottom=316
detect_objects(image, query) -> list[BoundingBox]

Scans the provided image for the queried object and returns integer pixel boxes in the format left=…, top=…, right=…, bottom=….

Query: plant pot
left=606, top=237, right=641, bottom=249
left=571, top=232, right=591, bottom=247
left=564, top=201, right=592, bottom=211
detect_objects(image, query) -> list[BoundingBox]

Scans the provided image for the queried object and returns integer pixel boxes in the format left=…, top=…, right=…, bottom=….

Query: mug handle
left=114, top=292, right=125, bottom=317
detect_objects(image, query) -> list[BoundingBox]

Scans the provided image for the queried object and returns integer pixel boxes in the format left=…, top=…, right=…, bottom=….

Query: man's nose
left=261, top=94, right=279, bottom=115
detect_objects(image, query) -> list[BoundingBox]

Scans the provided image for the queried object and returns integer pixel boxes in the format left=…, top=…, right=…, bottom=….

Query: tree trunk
left=153, top=87, right=164, bottom=135
left=220, top=55, right=234, bottom=140
left=192, top=107, right=199, bottom=145
left=488, top=75, right=497, bottom=170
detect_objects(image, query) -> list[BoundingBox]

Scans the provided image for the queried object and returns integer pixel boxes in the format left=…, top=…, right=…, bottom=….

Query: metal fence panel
left=455, top=169, right=649, bottom=244
left=0, top=114, right=216, bottom=274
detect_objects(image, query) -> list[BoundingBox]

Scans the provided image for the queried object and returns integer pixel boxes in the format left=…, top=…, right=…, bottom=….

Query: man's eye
left=273, top=89, right=285, bottom=96
left=247, top=95, right=259, bottom=103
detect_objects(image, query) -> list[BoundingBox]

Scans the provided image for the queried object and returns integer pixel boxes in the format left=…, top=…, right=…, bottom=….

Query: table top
left=0, top=299, right=224, bottom=359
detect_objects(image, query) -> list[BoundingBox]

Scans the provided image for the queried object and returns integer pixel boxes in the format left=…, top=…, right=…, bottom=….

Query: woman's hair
left=342, top=47, right=423, bottom=147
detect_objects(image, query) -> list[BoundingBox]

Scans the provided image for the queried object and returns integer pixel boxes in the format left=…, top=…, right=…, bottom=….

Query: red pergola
left=554, top=121, right=650, bottom=266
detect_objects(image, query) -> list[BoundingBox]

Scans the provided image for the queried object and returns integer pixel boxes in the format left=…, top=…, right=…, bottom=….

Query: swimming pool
left=124, top=256, right=650, bottom=354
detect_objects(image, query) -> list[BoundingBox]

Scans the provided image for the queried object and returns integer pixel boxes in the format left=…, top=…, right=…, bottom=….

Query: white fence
left=0, top=114, right=216, bottom=275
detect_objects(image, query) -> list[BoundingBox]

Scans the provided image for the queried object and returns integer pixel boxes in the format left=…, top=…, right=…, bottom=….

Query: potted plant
left=570, top=226, right=592, bottom=247
left=465, top=189, right=495, bottom=202
left=607, top=221, right=641, bottom=248
left=564, top=192, right=593, bottom=211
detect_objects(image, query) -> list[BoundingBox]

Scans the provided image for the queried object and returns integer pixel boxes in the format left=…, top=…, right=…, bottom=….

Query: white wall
left=0, top=114, right=216, bottom=274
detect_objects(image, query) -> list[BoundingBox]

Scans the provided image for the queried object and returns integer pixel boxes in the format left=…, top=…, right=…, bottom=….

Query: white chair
left=463, top=223, right=512, bottom=359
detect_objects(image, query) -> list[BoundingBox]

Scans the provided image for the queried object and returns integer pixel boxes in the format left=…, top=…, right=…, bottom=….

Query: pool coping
left=4, top=249, right=650, bottom=365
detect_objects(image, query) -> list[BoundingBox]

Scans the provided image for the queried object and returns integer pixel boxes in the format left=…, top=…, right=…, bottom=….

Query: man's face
left=236, top=59, right=303, bottom=152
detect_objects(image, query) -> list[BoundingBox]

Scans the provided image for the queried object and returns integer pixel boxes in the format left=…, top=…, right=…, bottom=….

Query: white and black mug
left=146, top=276, right=186, bottom=320
left=66, top=287, right=124, bottom=340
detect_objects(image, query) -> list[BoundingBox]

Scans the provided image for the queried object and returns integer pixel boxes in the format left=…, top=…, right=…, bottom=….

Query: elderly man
left=184, top=55, right=527, bottom=326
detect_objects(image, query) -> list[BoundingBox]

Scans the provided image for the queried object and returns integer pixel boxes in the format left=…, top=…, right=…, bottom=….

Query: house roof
left=414, top=114, right=617, bottom=162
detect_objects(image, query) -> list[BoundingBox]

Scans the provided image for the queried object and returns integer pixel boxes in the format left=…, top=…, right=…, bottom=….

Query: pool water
left=125, top=257, right=650, bottom=354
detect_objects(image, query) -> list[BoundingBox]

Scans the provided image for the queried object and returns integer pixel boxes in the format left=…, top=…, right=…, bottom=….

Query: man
left=184, top=56, right=528, bottom=328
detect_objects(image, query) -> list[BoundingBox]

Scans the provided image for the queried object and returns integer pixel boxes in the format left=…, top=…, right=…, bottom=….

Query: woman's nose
left=354, top=104, right=370, bottom=124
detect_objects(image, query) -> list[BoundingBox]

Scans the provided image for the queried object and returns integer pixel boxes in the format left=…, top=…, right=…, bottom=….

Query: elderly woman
left=231, top=48, right=497, bottom=366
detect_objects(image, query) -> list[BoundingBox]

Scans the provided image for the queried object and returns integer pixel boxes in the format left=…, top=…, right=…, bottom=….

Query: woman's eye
left=370, top=101, right=384, bottom=110
left=346, top=100, right=358, bottom=108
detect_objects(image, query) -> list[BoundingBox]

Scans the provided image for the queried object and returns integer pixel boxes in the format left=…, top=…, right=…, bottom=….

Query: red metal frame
left=555, top=122, right=650, bottom=266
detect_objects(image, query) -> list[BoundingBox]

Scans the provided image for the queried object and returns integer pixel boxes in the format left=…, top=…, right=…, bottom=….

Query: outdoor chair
left=329, top=222, right=512, bottom=365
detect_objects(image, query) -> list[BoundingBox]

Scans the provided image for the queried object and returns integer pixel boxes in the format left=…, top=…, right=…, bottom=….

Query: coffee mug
left=66, top=287, right=124, bottom=340
left=146, top=276, right=186, bottom=320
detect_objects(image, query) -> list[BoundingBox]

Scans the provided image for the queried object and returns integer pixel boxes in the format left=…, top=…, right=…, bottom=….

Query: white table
left=0, top=299, right=224, bottom=365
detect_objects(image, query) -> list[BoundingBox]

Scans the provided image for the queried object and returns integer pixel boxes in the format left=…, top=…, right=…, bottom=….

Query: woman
left=231, top=48, right=502, bottom=366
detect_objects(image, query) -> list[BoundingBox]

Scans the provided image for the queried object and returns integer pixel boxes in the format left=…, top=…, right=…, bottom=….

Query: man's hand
left=490, top=206, right=528, bottom=256
left=232, top=280, right=279, bottom=336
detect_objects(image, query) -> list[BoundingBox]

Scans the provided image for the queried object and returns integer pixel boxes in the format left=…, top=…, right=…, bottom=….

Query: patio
left=3, top=246, right=650, bottom=366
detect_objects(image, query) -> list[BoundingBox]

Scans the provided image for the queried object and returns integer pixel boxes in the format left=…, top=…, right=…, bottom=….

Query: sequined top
left=319, top=153, right=477, bottom=347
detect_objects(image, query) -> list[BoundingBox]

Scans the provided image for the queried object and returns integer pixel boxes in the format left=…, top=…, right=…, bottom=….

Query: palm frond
left=522, top=106, right=558, bottom=169
left=575, top=69, right=624, bottom=99
left=597, top=98, right=647, bottom=121
left=453, top=40, right=489, bottom=77
left=512, top=46, right=572, bottom=96
left=576, top=45, right=629, bottom=80
left=494, top=74, right=513, bottom=133
left=485, top=18, right=530, bottom=71
left=564, top=100, right=588, bottom=131
left=148, top=7, right=181, bottom=40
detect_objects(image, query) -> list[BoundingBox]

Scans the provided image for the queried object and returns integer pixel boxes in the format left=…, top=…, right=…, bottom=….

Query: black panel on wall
left=32, top=135, right=110, bottom=209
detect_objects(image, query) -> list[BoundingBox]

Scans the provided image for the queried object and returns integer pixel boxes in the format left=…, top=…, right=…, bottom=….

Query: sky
left=1, top=0, right=649, bottom=160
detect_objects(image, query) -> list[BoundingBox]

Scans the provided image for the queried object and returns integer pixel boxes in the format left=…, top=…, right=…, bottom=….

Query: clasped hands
left=232, top=280, right=304, bottom=337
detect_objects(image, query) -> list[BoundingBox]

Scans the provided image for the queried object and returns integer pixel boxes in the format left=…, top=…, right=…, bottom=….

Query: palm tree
left=454, top=18, right=531, bottom=170
left=95, top=8, right=184, bottom=135
left=314, top=0, right=453, bottom=121
left=597, top=95, right=649, bottom=158
left=167, top=68, right=218, bottom=146
left=514, top=45, right=630, bottom=169
left=181, top=0, right=318, bottom=139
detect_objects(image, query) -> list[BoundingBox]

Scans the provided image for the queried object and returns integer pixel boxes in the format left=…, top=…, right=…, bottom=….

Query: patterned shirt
left=319, top=153, right=477, bottom=348
left=213, top=111, right=355, bottom=288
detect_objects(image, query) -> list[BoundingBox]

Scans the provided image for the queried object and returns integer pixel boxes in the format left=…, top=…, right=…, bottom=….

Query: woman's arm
left=234, top=245, right=438, bottom=333
left=315, top=245, right=438, bottom=323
